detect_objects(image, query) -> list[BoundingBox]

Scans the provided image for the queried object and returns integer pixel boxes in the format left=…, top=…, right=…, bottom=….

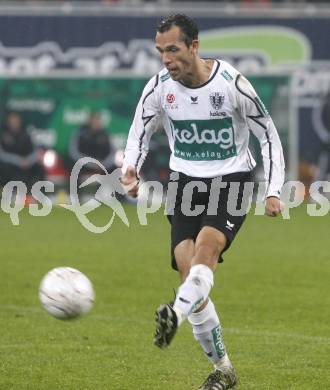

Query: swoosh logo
left=61, top=157, right=129, bottom=233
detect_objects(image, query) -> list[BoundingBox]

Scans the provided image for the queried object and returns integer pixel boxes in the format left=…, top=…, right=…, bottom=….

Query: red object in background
left=41, top=149, right=69, bottom=182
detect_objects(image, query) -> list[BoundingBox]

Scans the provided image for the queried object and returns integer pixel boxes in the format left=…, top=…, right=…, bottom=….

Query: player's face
left=155, top=26, right=198, bottom=82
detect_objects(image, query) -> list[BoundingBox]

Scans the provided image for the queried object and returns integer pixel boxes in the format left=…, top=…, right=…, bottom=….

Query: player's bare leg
left=175, top=239, right=195, bottom=282
left=154, top=227, right=237, bottom=389
left=154, top=239, right=193, bottom=348
left=172, top=226, right=223, bottom=321
left=154, top=227, right=223, bottom=348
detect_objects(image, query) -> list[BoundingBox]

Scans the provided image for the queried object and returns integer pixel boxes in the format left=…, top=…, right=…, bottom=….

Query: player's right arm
left=234, top=74, right=285, bottom=216
left=121, top=75, right=162, bottom=197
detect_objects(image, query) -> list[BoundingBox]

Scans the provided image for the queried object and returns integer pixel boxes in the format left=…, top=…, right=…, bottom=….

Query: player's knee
left=186, top=264, right=214, bottom=296
left=194, top=239, right=224, bottom=266
left=194, top=243, right=218, bottom=263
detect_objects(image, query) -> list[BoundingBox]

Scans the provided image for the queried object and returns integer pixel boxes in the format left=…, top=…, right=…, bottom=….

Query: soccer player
left=121, top=14, right=285, bottom=389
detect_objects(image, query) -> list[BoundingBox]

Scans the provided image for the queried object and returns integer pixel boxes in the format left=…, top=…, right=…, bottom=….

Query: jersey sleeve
left=122, top=75, right=162, bottom=175
left=235, top=74, right=285, bottom=198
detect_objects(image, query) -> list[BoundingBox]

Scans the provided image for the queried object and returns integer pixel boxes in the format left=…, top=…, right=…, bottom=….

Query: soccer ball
left=39, top=267, right=95, bottom=320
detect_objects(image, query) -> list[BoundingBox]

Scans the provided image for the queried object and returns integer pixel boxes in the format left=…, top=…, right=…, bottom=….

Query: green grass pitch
left=0, top=205, right=329, bottom=389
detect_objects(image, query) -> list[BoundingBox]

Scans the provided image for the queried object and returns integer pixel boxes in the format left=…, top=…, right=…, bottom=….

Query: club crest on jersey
left=210, top=92, right=225, bottom=110
left=209, top=92, right=226, bottom=117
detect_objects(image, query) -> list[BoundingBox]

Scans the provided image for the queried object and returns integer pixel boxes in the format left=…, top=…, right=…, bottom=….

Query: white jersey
left=123, top=60, right=285, bottom=198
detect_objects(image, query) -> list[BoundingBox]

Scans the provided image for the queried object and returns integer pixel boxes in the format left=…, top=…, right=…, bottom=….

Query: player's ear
left=191, top=39, right=199, bottom=55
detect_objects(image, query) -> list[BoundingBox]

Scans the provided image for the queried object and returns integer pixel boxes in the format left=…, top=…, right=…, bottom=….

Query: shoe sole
left=154, top=304, right=177, bottom=349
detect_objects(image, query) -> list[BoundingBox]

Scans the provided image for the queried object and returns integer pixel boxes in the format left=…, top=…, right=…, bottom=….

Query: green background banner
left=0, top=76, right=290, bottom=163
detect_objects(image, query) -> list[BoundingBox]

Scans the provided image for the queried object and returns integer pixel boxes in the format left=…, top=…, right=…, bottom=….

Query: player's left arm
left=235, top=74, right=285, bottom=216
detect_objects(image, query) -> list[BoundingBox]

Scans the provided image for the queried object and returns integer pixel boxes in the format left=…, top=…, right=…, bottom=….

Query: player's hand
left=265, top=196, right=284, bottom=217
left=120, top=166, right=139, bottom=198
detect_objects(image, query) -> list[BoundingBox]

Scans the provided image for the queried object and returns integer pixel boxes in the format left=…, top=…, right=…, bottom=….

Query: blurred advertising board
left=0, top=15, right=328, bottom=75
left=0, top=76, right=291, bottom=180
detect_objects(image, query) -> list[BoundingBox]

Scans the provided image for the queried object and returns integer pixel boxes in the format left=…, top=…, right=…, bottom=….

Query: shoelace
left=202, top=371, right=228, bottom=388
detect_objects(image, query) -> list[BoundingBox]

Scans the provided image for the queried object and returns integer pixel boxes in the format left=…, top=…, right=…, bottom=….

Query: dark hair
left=157, top=14, right=199, bottom=47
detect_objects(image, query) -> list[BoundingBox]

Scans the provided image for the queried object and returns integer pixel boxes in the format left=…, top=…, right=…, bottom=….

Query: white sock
left=188, top=299, right=231, bottom=367
left=173, top=264, right=214, bottom=325
left=214, top=354, right=232, bottom=370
